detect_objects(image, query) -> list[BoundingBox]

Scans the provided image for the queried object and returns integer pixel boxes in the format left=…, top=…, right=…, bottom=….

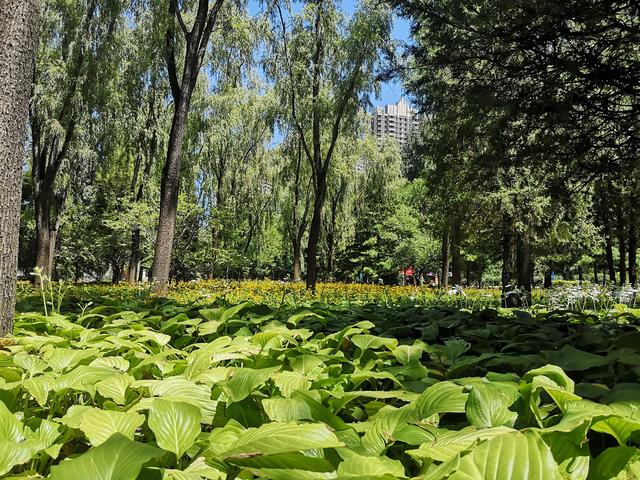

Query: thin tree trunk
left=48, top=227, right=58, bottom=278
left=34, top=205, right=50, bottom=278
left=440, top=225, right=450, bottom=289
left=618, top=203, right=627, bottom=285
left=450, top=222, right=462, bottom=285
left=593, top=262, right=599, bottom=285
left=629, top=235, right=637, bottom=287
left=605, top=230, right=616, bottom=284
left=501, top=215, right=518, bottom=307
left=128, top=118, right=156, bottom=284
left=306, top=173, right=327, bottom=292
left=0, top=0, right=41, bottom=335
left=629, top=207, right=637, bottom=286
left=516, top=229, right=532, bottom=305
left=292, top=240, right=302, bottom=282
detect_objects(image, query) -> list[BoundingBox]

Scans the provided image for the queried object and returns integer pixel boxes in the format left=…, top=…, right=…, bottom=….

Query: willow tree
left=150, top=0, right=228, bottom=294
left=270, top=0, right=392, bottom=291
left=30, top=0, right=124, bottom=282
left=0, top=0, right=40, bottom=335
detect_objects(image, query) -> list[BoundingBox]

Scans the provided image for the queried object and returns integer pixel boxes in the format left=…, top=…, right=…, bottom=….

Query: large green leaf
left=542, top=346, right=611, bottom=372
left=220, top=367, right=279, bottom=403
left=407, top=426, right=515, bottom=462
left=591, top=415, right=640, bottom=445
left=448, top=431, right=562, bottom=480
left=273, top=371, right=310, bottom=398
left=22, top=374, right=55, bottom=406
left=49, top=433, right=164, bottom=480
left=336, top=454, right=405, bottom=478
left=43, top=348, right=99, bottom=371
left=78, top=408, right=144, bottom=446
left=351, top=334, right=398, bottom=352
left=95, top=373, right=134, bottom=405
left=540, top=432, right=590, bottom=480
left=589, top=446, right=640, bottom=480
left=415, top=381, right=468, bottom=418
left=0, top=440, right=33, bottom=475
left=221, top=423, right=344, bottom=458
left=0, top=401, right=24, bottom=441
left=0, top=418, right=61, bottom=475
left=153, top=457, right=225, bottom=480
left=392, top=342, right=426, bottom=365
left=139, top=376, right=217, bottom=422
left=465, top=381, right=519, bottom=428
left=148, top=398, right=202, bottom=457
left=229, top=452, right=335, bottom=471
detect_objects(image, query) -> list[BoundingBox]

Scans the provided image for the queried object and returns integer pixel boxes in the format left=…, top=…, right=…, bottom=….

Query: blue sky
left=247, top=0, right=412, bottom=110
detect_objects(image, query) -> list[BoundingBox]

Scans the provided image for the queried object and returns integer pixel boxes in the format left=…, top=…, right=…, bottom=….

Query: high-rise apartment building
left=370, top=98, right=422, bottom=149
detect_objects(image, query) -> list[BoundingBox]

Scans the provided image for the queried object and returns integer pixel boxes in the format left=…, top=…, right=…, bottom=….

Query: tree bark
left=0, top=0, right=41, bottom=335
left=516, top=229, right=532, bottom=304
left=618, top=202, right=627, bottom=285
left=501, top=214, right=518, bottom=307
left=605, top=228, right=616, bottom=284
left=289, top=139, right=309, bottom=282
left=629, top=203, right=637, bottom=286
left=306, top=173, right=327, bottom=292
left=151, top=0, right=225, bottom=295
left=440, top=225, right=450, bottom=289
left=450, top=222, right=462, bottom=285
left=292, top=240, right=303, bottom=282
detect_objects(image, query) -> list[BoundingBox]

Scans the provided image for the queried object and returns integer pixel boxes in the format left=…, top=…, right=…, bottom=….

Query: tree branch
left=170, top=0, right=189, bottom=36
left=165, top=2, right=182, bottom=101
left=276, top=2, right=314, bottom=166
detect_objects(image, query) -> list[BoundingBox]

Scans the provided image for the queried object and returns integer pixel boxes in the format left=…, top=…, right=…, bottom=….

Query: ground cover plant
left=2, top=289, right=640, bottom=479
left=16, top=279, right=640, bottom=312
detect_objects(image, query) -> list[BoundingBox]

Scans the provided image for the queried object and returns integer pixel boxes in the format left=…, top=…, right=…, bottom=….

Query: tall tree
left=281, top=136, right=312, bottom=281
left=30, top=0, right=123, bottom=282
left=0, top=0, right=41, bottom=335
left=150, top=0, right=227, bottom=294
left=271, top=0, right=392, bottom=291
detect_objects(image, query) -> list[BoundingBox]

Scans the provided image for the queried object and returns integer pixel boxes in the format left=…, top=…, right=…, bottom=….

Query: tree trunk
left=151, top=0, right=225, bottom=295
left=543, top=269, right=552, bottom=288
left=593, top=262, right=599, bottom=285
left=151, top=91, right=192, bottom=293
left=128, top=123, right=155, bottom=284
left=629, top=209, right=637, bottom=286
left=501, top=215, right=518, bottom=307
left=516, top=229, right=532, bottom=305
left=440, top=226, right=450, bottom=289
left=128, top=227, right=142, bottom=284
left=34, top=204, right=51, bottom=278
left=450, top=222, right=462, bottom=285
left=0, top=0, right=40, bottom=335
left=605, top=229, right=616, bottom=284
left=618, top=204, right=627, bottom=285
left=292, top=239, right=302, bottom=282
left=306, top=173, right=327, bottom=292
